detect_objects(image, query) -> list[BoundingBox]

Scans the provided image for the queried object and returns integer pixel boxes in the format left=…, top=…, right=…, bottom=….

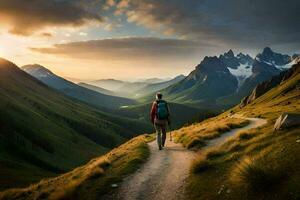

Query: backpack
left=156, top=100, right=169, bottom=120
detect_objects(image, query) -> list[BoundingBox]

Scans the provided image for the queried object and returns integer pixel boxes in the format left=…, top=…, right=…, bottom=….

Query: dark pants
left=155, top=123, right=166, bottom=147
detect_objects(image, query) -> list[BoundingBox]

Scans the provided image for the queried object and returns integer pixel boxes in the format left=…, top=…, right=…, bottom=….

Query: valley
left=0, top=48, right=299, bottom=200
left=1, top=1, right=299, bottom=200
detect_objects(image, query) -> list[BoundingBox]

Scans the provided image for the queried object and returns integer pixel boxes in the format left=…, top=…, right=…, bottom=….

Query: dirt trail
left=101, top=116, right=267, bottom=200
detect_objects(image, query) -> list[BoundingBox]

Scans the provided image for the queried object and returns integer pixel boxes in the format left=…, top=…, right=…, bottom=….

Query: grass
left=0, top=134, right=155, bottom=200
left=231, top=155, right=287, bottom=193
left=181, top=68, right=300, bottom=200
left=190, top=155, right=213, bottom=173
left=173, top=116, right=249, bottom=149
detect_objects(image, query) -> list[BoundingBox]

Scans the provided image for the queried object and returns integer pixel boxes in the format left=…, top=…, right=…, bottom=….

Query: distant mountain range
left=135, top=75, right=186, bottom=97
left=22, top=65, right=135, bottom=110
left=21, top=64, right=211, bottom=129
left=88, top=75, right=186, bottom=98
left=78, top=82, right=116, bottom=96
left=141, top=47, right=298, bottom=108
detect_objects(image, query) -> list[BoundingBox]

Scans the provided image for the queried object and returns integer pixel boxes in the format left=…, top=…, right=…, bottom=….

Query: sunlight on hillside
left=0, top=134, right=155, bottom=200
left=180, top=68, right=300, bottom=200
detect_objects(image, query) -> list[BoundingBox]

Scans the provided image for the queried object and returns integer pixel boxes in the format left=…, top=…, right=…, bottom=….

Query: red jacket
left=150, top=101, right=158, bottom=124
left=150, top=100, right=170, bottom=124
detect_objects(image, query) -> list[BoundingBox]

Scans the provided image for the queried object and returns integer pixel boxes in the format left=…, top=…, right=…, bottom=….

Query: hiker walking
left=150, top=92, right=171, bottom=150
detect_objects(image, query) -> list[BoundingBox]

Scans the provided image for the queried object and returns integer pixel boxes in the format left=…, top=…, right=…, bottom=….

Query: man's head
left=156, top=92, right=163, bottom=100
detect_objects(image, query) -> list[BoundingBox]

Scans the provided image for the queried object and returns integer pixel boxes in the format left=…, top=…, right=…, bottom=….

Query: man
left=150, top=92, right=171, bottom=150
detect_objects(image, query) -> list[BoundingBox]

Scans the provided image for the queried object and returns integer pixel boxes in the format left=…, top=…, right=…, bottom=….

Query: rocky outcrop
left=219, top=49, right=240, bottom=69
left=237, top=53, right=254, bottom=65
left=274, top=113, right=300, bottom=131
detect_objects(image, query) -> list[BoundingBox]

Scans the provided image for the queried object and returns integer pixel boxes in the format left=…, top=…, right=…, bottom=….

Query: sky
left=0, top=0, right=299, bottom=81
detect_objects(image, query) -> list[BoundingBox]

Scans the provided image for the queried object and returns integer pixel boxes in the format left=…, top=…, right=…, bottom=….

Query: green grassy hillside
left=0, top=58, right=152, bottom=190
left=0, top=134, right=155, bottom=200
left=172, top=63, right=300, bottom=200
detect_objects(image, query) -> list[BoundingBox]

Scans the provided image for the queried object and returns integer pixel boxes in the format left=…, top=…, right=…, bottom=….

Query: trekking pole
left=169, top=125, right=172, bottom=141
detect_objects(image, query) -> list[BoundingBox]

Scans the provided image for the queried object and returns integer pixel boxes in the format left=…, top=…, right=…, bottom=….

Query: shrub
left=98, top=159, right=111, bottom=169
left=231, top=155, right=287, bottom=193
left=191, top=155, right=213, bottom=173
left=86, top=167, right=104, bottom=180
left=187, top=137, right=206, bottom=149
left=239, top=132, right=254, bottom=140
left=206, top=149, right=226, bottom=159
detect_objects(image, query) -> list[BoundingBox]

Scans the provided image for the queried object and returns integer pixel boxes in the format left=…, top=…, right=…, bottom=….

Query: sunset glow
left=0, top=0, right=299, bottom=81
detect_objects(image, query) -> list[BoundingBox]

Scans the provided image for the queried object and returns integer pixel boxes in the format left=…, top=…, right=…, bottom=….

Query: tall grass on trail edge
left=185, top=123, right=300, bottom=200
left=0, top=134, right=155, bottom=200
left=231, top=154, right=288, bottom=193
left=174, top=116, right=249, bottom=149
left=184, top=70, right=300, bottom=200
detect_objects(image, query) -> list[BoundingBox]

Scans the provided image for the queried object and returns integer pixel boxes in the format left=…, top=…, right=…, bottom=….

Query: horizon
left=0, top=0, right=299, bottom=81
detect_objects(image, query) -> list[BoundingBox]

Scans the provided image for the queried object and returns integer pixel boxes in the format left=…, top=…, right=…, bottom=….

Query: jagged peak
left=262, top=47, right=274, bottom=55
left=223, top=49, right=234, bottom=57
left=201, top=56, right=220, bottom=63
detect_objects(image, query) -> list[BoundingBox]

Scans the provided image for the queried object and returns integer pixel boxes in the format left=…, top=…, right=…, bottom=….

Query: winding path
left=101, top=116, right=267, bottom=200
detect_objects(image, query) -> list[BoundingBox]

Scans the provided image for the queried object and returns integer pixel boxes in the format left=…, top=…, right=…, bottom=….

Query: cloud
left=40, top=32, right=53, bottom=37
left=79, top=32, right=88, bottom=36
left=29, top=37, right=207, bottom=61
left=115, top=0, right=300, bottom=49
left=0, top=0, right=104, bottom=36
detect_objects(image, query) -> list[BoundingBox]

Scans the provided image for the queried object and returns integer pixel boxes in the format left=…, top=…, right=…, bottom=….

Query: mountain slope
left=135, top=75, right=186, bottom=97
left=140, top=48, right=296, bottom=110
left=89, top=79, right=126, bottom=91
left=0, top=58, right=151, bottom=190
left=89, top=77, right=180, bottom=98
left=22, top=64, right=135, bottom=110
left=143, top=56, right=238, bottom=104
left=78, top=82, right=115, bottom=96
left=88, top=79, right=148, bottom=97
left=1, top=63, right=298, bottom=200
left=173, top=62, right=300, bottom=200
left=241, top=60, right=300, bottom=106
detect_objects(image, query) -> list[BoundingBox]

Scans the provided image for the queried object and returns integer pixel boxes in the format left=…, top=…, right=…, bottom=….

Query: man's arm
left=150, top=102, right=157, bottom=124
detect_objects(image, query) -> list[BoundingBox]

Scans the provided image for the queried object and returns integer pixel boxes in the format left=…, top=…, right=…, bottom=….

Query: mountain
left=88, top=79, right=148, bottom=98
left=143, top=47, right=296, bottom=109
left=256, top=47, right=291, bottom=68
left=89, top=76, right=184, bottom=98
left=78, top=82, right=115, bottom=96
left=89, top=79, right=126, bottom=91
left=172, top=61, right=300, bottom=200
left=137, top=77, right=167, bottom=84
left=143, top=56, right=238, bottom=104
left=3, top=61, right=299, bottom=200
left=0, top=58, right=151, bottom=190
left=233, top=47, right=295, bottom=99
left=221, top=50, right=254, bottom=85
left=241, top=60, right=300, bottom=107
left=135, top=75, right=186, bottom=97
left=219, top=49, right=241, bottom=69
left=22, top=64, right=135, bottom=110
